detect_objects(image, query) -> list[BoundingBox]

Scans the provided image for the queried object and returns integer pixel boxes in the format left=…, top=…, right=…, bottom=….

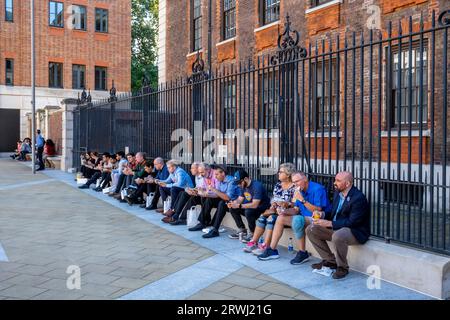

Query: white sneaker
left=202, top=227, right=212, bottom=234
left=252, top=244, right=267, bottom=256
left=218, top=227, right=226, bottom=233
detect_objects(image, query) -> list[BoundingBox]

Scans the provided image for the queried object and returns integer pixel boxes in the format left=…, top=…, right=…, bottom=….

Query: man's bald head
left=334, top=171, right=354, bottom=193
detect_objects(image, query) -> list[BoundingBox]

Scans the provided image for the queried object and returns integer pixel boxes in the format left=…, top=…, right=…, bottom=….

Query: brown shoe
left=108, top=192, right=118, bottom=197
left=162, top=216, right=175, bottom=223
left=113, top=194, right=122, bottom=200
left=311, top=260, right=337, bottom=270
left=163, top=209, right=175, bottom=217
left=332, top=267, right=349, bottom=279
left=156, top=208, right=164, bottom=213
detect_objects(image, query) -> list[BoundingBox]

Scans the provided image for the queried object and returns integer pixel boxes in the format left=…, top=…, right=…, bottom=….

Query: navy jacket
left=325, top=186, right=370, bottom=244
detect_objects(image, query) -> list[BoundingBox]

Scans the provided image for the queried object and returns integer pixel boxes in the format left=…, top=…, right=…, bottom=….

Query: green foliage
left=131, top=0, right=158, bottom=92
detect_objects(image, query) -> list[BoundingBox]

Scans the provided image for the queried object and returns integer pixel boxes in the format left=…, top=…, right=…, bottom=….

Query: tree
left=132, top=0, right=158, bottom=92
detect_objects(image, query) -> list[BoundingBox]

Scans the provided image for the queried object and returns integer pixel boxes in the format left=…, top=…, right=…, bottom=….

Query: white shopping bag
left=95, top=179, right=101, bottom=188
left=102, top=187, right=112, bottom=194
left=163, top=197, right=171, bottom=212
left=187, top=206, right=201, bottom=228
left=312, top=267, right=333, bottom=277
left=77, top=178, right=88, bottom=185
left=146, top=192, right=155, bottom=207
left=120, top=188, right=127, bottom=200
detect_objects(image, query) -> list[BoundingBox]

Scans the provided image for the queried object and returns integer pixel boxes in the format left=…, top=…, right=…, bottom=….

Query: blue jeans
left=256, top=214, right=278, bottom=231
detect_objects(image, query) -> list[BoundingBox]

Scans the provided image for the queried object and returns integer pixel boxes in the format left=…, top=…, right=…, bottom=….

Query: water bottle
left=288, top=238, right=294, bottom=254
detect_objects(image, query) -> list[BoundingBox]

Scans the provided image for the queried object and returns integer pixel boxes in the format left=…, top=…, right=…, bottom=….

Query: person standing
left=36, top=129, right=45, bottom=171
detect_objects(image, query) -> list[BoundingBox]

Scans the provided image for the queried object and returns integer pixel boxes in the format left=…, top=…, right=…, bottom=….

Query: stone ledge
left=220, top=213, right=450, bottom=299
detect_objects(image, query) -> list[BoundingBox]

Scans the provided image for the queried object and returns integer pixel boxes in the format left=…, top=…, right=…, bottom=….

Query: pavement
left=0, top=159, right=434, bottom=300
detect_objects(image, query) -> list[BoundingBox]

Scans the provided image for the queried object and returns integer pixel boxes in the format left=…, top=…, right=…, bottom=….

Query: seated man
left=202, top=166, right=241, bottom=238
left=258, top=171, right=330, bottom=262
left=10, top=140, right=22, bottom=160
left=187, top=163, right=223, bottom=230
left=227, top=169, right=271, bottom=242
left=94, top=154, right=117, bottom=191
left=156, top=160, right=194, bottom=214
left=145, top=157, right=170, bottom=211
left=112, top=153, right=137, bottom=200
left=163, top=162, right=201, bottom=224
left=126, top=161, right=154, bottom=205
left=306, top=171, right=370, bottom=279
left=108, top=151, right=128, bottom=195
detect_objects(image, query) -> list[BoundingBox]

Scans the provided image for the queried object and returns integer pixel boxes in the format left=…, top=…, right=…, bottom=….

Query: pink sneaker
left=252, top=243, right=267, bottom=256
left=242, top=241, right=257, bottom=253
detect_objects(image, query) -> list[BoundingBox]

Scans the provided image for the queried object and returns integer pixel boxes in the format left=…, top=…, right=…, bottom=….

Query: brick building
left=156, top=0, right=449, bottom=235
left=0, top=0, right=131, bottom=152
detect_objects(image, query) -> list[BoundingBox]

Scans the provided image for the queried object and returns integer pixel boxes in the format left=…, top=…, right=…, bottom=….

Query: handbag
left=187, top=206, right=201, bottom=228
left=146, top=192, right=155, bottom=207
left=163, top=197, right=172, bottom=212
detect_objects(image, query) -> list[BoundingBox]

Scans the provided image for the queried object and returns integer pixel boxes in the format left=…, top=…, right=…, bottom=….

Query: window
left=72, top=65, right=86, bottom=89
left=310, top=0, right=334, bottom=8
left=389, top=43, right=428, bottom=127
left=223, top=80, right=236, bottom=129
left=5, top=0, right=13, bottom=21
left=5, top=59, right=13, bottom=85
left=95, top=66, right=107, bottom=91
left=261, top=0, right=280, bottom=25
left=49, top=62, right=63, bottom=88
left=223, top=0, right=235, bottom=40
left=95, top=8, right=108, bottom=33
left=260, top=71, right=279, bottom=129
left=381, top=180, right=424, bottom=208
left=192, top=0, right=202, bottom=51
left=71, top=5, right=87, bottom=30
left=312, top=60, right=338, bottom=129
left=49, top=1, right=64, bottom=27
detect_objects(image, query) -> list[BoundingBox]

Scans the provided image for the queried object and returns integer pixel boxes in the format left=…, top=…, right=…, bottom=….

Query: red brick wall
left=0, top=0, right=131, bottom=92
left=48, top=112, right=62, bottom=155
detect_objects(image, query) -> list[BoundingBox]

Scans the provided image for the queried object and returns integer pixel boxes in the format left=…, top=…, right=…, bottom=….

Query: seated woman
left=242, top=163, right=296, bottom=255
left=43, top=139, right=56, bottom=168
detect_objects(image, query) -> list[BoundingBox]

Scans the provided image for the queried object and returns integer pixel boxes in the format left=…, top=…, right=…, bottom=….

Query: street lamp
left=31, top=0, right=36, bottom=174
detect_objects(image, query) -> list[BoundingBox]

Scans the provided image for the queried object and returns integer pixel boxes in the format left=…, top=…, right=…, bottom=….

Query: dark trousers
left=198, top=197, right=221, bottom=226
left=159, top=186, right=184, bottom=210
left=211, top=200, right=233, bottom=231
left=229, top=208, right=265, bottom=233
left=114, top=174, right=134, bottom=193
left=100, top=172, right=111, bottom=188
left=85, top=171, right=101, bottom=187
left=37, top=146, right=44, bottom=169
left=174, top=194, right=201, bottom=221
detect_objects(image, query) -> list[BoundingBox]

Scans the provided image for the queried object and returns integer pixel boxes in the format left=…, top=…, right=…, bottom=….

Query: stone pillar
left=60, top=98, right=78, bottom=172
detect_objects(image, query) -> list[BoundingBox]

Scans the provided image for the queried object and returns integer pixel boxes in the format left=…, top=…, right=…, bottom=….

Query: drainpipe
left=208, top=0, right=212, bottom=73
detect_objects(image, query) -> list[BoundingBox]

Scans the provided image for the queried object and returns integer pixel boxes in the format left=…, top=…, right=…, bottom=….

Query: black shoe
left=202, top=229, right=219, bottom=238
left=290, top=251, right=310, bottom=265
left=188, top=223, right=204, bottom=231
left=78, top=185, right=89, bottom=189
left=169, top=219, right=187, bottom=226
left=139, top=203, right=147, bottom=208
left=36, top=167, right=45, bottom=171
left=94, top=187, right=102, bottom=192
left=145, top=205, right=157, bottom=211
left=125, top=197, right=135, bottom=206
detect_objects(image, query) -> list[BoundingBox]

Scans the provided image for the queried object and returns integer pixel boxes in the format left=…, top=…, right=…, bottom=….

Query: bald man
left=306, top=171, right=370, bottom=280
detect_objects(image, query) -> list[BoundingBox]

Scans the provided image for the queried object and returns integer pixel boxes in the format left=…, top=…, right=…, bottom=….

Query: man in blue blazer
left=306, top=171, right=370, bottom=279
